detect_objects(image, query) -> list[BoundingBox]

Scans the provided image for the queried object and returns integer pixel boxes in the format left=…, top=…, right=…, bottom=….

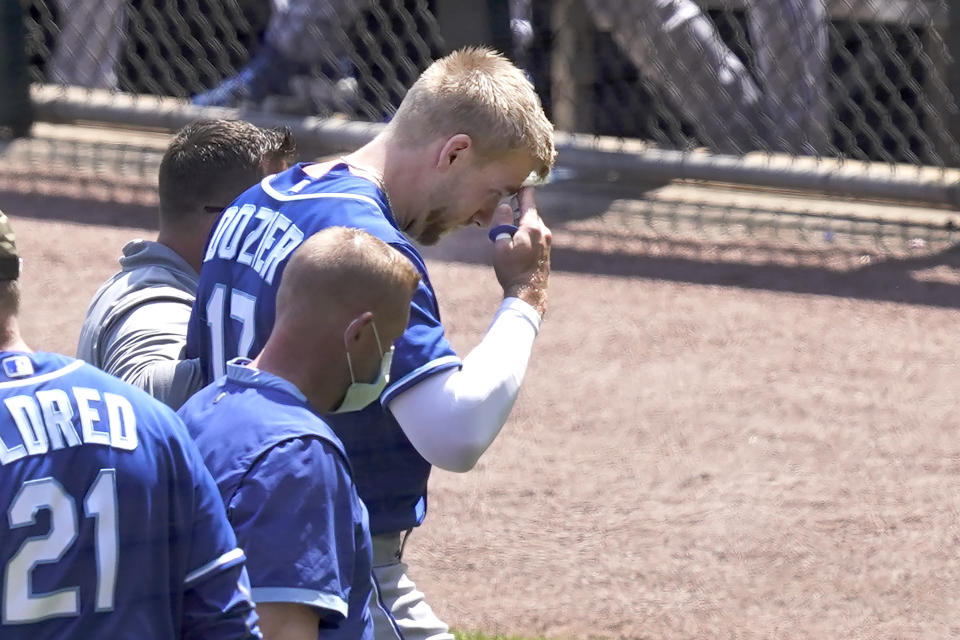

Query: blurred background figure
left=585, top=0, right=830, bottom=154
left=192, top=0, right=365, bottom=110
left=48, top=0, right=126, bottom=89
left=43, top=0, right=829, bottom=154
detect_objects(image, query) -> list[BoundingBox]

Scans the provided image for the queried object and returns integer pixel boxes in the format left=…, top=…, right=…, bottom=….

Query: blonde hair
left=277, top=227, right=420, bottom=324
left=387, top=47, right=556, bottom=180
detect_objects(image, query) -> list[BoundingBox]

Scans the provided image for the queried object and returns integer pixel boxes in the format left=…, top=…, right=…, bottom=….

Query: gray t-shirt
left=77, top=239, right=205, bottom=409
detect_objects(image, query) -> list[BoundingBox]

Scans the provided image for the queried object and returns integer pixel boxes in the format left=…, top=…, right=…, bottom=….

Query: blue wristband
left=488, top=224, right=518, bottom=243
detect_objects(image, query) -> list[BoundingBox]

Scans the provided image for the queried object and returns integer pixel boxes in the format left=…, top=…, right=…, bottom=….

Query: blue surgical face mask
left=330, top=320, right=394, bottom=414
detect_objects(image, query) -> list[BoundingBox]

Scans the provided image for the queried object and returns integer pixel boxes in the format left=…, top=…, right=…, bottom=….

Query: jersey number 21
left=4, top=470, right=118, bottom=624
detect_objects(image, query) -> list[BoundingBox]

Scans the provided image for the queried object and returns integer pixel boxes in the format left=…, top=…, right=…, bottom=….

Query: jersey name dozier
left=204, top=204, right=306, bottom=285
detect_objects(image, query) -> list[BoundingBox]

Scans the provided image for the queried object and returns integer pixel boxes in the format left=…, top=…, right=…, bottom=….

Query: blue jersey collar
left=225, top=358, right=309, bottom=405
left=266, top=162, right=400, bottom=232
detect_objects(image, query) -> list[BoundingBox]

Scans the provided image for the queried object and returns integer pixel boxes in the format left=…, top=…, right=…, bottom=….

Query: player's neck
left=0, top=315, right=31, bottom=353
left=157, top=222, right=208, bottom=274
left=343, top=143, right=387, bottom=185
left=347, top=138, right=419, bottom=233
left=254, top=342, right=343, bottom=414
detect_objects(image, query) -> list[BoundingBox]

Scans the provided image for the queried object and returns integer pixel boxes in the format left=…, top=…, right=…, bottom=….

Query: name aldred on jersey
left=0, top=387, right=138, bottom=465
left=204, top=203, right=305, bottom=285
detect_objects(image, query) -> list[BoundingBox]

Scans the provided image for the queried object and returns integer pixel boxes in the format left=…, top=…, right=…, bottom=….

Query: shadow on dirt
left=0, top=190, right=158, bottom=230
left=5, top=186, right=959, bottom=310
left=422, top=225, right=960, bottom=311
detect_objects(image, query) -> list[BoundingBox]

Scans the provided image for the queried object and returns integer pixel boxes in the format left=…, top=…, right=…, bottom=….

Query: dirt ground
left=2, top=182, right=959, bottom=640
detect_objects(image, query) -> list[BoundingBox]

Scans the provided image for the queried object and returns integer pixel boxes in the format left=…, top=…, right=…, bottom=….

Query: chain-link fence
left=3, top=0, right=960, bottom=262
left=539, top=0, right=959, bottom=163
left=20, top=0, right=449, bottom=120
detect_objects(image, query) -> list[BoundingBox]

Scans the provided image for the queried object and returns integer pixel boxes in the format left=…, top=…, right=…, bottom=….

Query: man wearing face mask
left=186, top=47, right=553, bottom=639
left=178, top=227, right=420, bottom=640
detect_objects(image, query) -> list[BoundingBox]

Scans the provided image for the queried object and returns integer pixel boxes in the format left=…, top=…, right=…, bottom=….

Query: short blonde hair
left=387, top=47, right=556, bottom=180
left=277, top=227, right=420, bottom=324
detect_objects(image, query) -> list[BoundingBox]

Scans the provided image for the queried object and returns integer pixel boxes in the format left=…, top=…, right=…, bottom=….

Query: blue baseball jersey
left=0, top=351, right=260, bottom=640
left=185, top=162, right=462, bottom=534
left=179, top=360, right=373, bottom=640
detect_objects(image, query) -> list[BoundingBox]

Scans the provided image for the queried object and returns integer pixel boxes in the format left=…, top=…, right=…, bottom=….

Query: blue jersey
left=179, top=361, right=373, bottom=640
left=0, top=351, right=259, bottom=640
left=185, top=162, right=462, bottom=534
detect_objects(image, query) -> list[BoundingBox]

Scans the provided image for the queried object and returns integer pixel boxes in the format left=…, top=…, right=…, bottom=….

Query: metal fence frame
left=29, top=84, right=960, bottom=208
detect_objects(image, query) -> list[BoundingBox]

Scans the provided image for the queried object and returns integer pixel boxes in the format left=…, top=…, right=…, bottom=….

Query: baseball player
left=185, top=47, right=554, bottom=639
left=77, top=119, right=295, bottom=409
left=179, top=227, right=420, bottom=640
left=0, top=211, right=261, bottom=639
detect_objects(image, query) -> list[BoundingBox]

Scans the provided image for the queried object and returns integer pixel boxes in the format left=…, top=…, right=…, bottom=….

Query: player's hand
left=492, top=187, right=551, bottom=317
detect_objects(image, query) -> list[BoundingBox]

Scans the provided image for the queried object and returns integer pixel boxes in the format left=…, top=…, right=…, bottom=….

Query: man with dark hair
left=0, top=209, right=263, bottom=640
left=157, top=120, right=295, bottom=228
left=77, top=119, right=296, bottom=410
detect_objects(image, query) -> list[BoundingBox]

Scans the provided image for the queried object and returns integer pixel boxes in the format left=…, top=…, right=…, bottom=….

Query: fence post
left=0, top=0, right=34, bottom=137
left=549, top=0, right=594, bottom=133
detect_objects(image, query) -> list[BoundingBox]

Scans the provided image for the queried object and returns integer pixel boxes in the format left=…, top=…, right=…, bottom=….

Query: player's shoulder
left=182, top=371, right=350, bottom=480
left=258, top=432, right=353, bottom=483
left=263, top=163, right=409, bottom=242
left=61, top=355, right=175, bottom=409
left=0, top=351, right=190, bottom=445
left=0, top=350, right=73, bottom=380
left=97, top=240, right=196, bottom=295
left=181, top=366, right=323, bottom=437
left=0, top=350, right=128, bottom=394
left=240, top=413, right=356, bottom=501
left=223, top=377, right=342, bottom=448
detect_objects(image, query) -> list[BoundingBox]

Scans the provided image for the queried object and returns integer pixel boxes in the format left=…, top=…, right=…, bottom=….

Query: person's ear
left=436, top=134, right=473, bottom=171
left=342, top=311, right=374, bottom=347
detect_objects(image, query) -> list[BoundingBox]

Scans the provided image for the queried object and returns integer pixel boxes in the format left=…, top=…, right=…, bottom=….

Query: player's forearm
left=388, top=297, right=541, bottom=472
left=103, top=331, right=204, bottom=409
left=100, top=301, right=204, bottom=408
left=182, top=563, right=261, bottom=640
left=255, top=602, right=322, bottom=640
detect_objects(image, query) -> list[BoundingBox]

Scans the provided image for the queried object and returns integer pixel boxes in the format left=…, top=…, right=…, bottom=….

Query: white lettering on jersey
left=260, top=222, right=304, bottom=285
left=4, top=395, right=46, bottom=457
left=218, top=204, right=256, bottom=261
left=36, top=389, right=82, bottom=450
left=203, top=203, right=306, bottom=286
left=0, top=411, right=26, bottom=464
left=75, top=387, right=110, bottom=447
left=0, top=387, right=140, bottom=464
left=205, top=205, right=239, bottom=263
left=251, top=212, right=291, bottom=273
left=237, top=207, right=277, bottom=267
left=104, top=392, right=137, bottom=451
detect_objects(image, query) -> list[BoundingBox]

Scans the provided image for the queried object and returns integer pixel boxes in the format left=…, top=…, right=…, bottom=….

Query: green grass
left=454, top=631, right=554, bottom=640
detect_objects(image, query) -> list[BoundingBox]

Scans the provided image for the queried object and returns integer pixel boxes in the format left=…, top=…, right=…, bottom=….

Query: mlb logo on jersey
left=2, top=355, right=33, bottom=378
